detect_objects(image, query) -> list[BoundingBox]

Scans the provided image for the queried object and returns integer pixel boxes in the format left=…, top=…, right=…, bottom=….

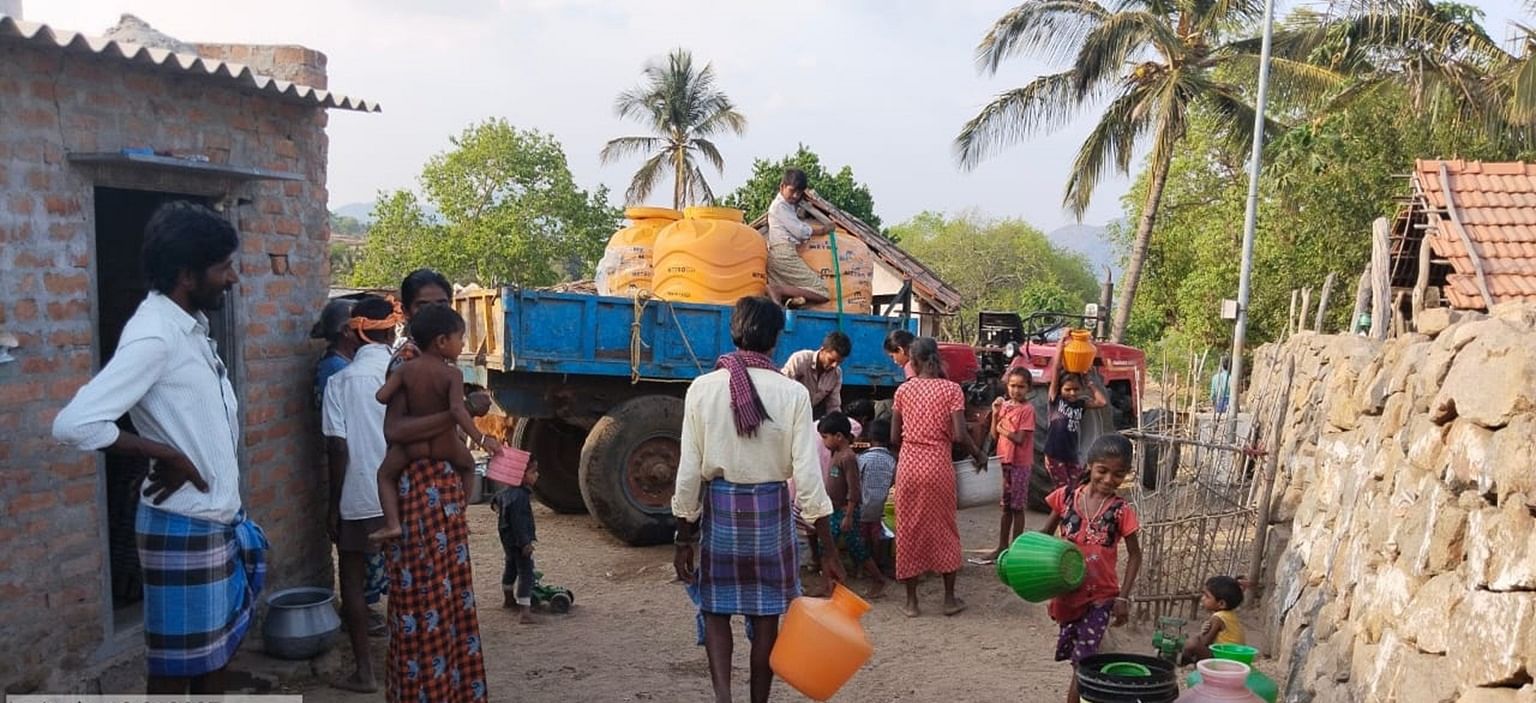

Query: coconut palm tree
left=956, top=0, right=1342, bottom=342
left=1280, top=1, right=1517, bottom=131
left=602, top=49, right=747, bottom=210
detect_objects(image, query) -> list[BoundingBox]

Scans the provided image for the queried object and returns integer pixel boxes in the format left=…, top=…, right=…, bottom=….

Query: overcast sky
left=36, top=0, right=1528, bottom=232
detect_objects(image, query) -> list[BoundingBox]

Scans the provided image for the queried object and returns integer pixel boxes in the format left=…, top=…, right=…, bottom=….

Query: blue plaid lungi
left=137, top=505, right=268, bottom=677
left=697, top=479, right=799, bottom=617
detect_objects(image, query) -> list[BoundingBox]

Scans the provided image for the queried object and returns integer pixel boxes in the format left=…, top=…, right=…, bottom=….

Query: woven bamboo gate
left=1122, top=354, right=1293, bottom=625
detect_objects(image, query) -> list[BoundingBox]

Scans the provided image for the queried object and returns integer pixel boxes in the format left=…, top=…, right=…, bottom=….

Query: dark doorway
left=93, top=187, right=236, bottom=629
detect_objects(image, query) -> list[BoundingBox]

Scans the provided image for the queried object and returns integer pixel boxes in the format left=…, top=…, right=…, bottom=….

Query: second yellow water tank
left=652, top=207, right=768, bottom=305
left=799, top=228, right=874, bottom=314
left=595, top=207, right=682, bottom=297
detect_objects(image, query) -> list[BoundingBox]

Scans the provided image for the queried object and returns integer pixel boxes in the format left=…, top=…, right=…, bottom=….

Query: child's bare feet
left=864, top=580, right=888, bottom=601
left=368, top=524, right=402, bottom=543
left=943, top=597, right=968, bottom=616
left=901, top=600, right=920, bottom=618
left=502, top=593, right=517, bottom=610
left=519, top=607, right=537, bottom=625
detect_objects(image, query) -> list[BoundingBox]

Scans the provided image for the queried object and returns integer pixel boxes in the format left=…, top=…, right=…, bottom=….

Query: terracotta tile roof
left=748, top=191, right=963, bottom=314
left=0, top=16, right=379, bottom=112
left=1414, top=159, right=1536, bottom=309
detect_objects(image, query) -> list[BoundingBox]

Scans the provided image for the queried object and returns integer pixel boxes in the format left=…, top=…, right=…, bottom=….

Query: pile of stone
left=1247, top=302, right=1536, bottom=703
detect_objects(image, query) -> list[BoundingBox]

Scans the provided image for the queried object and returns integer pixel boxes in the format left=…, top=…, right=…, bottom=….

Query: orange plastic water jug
left=595, top=207, right=682, bottom=297
left=770, top=584, right=873, bottom=701
left=1062, top=329, right=1097, bottom=374
left=799, top=228, right=874, bottom=314
left=651, top=207, right=768, bottom=305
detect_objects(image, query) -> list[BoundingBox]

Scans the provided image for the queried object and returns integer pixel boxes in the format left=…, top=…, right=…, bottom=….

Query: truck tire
left=511, top=418, right=588, bottom=514
left=579, top=395, right=683, bottom=546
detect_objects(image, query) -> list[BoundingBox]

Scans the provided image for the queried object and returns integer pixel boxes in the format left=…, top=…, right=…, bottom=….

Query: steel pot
left=262, top=587, right=341, bottom=660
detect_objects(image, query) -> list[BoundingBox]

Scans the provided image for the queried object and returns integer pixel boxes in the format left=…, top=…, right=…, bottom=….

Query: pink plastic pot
left=487, top=447, right=530, bottom=486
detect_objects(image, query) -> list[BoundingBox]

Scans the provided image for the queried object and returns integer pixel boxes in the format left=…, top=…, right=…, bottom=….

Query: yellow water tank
left=800, top=228, right=875, bottom=314
left=595, top=207, right=682, bottom=297
left=652, top=207, right=769, bottom=305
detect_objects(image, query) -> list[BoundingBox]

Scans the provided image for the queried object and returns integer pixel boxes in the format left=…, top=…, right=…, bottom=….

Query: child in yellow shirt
left=1181, top=575, right=1246, bottom=664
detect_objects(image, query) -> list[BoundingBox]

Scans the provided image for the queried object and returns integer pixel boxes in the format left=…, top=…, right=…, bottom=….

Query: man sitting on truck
left=766, top=168, right=836, bottom=309
left=782, top=331, right=853, bottom=419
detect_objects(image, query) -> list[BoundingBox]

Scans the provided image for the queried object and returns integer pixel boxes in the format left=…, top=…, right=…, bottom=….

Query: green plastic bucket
left=995, top=532, right=1085, bottom=602
left=1210, top=643, right=1257, bottom=664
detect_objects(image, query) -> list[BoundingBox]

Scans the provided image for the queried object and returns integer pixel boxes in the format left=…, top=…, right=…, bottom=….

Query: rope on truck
left=627, top=293, right=705, bottom=384
left=629, top=293, right=650, bottom=384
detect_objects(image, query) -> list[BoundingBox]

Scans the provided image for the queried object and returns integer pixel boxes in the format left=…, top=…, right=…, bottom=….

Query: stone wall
left=1248, top=303, right=1536, bottom=702
left=0, top=41, right=335, bottom=692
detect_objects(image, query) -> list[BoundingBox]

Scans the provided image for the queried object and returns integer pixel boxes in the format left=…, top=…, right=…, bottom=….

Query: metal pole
left=1226, top=0, right=1277, bottom=442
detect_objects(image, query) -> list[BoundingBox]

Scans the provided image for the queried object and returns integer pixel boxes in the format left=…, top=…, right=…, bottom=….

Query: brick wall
left=0, top=43, right=337, bottom=692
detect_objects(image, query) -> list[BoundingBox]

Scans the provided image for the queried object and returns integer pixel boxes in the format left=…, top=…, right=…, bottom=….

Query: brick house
left=0, top=13, right=376, bottom=692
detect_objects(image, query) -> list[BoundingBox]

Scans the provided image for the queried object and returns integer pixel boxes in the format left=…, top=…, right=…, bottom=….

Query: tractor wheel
left=511, top=418, right=588, bottom=514
left=579, top=395, right=683, bottom=546
left=549, top=591, right=573, bottom=614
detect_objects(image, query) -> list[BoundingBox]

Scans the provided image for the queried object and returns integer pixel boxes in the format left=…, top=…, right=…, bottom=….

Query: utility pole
left=1226, top=0, right=1277, bottom=441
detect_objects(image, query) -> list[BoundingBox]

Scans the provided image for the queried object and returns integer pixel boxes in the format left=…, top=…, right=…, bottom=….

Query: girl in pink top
left=1040, top=433, right=1142, bottom=703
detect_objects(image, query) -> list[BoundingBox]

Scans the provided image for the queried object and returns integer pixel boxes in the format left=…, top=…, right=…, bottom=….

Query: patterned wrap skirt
left=698, top=479, right=800, bottom=617
left=385, top=459, right=488, bottom=703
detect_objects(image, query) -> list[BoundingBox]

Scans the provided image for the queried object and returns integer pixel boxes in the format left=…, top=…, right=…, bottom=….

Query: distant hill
left=332, top=200, right=442, bottom=226
left=333, top=201, right=376, bottom=223
left=1047, top=223, right=1121, bottom=279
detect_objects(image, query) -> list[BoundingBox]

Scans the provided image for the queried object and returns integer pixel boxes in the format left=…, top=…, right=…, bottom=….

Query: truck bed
left=456, top=287, right=914, bottom=389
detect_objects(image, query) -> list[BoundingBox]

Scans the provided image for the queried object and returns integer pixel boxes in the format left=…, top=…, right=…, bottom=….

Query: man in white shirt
left=320, top=296, right=399, bottom=693
left=672, top=296, right=845, bottom=703
left=765, top=169, right=836, bottom=309
left=53, top=201, right=262, bottom=695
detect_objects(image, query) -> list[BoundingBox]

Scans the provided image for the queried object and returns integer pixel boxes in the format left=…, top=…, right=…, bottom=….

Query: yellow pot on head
left=1062, top=329, right=1097, bottom=374
left=651, top=207, right=769, bottom=305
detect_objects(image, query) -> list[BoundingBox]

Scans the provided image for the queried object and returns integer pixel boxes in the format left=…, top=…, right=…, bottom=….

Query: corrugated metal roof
left=1414, top=159, right=1536, bottom=310
left=0, top=15, right=379, bottom=112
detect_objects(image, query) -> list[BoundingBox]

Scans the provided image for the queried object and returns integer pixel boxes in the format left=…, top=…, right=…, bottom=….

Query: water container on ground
left=651, top=207, right=768, bottom=305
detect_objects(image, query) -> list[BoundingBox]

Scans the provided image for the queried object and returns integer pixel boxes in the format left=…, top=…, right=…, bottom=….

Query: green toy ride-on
left=531, top=571, right=573, bottom=613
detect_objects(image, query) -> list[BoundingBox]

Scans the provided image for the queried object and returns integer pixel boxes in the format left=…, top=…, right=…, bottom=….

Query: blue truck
left=454, top=286, right=916, bottom=545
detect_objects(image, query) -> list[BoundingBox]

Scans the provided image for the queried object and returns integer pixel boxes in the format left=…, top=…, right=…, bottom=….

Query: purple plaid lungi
left=698, top=479, right=800, bottom=617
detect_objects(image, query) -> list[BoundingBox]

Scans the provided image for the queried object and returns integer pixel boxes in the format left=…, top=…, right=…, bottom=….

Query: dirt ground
left=292, top=499, right=1170, bottom=703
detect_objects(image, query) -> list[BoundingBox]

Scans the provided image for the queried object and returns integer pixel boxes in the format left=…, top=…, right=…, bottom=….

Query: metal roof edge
left=0, top=15, right=380, bottom=113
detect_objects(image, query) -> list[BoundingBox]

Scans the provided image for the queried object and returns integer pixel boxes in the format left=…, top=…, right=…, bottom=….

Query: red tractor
left=941, top=311, right=1148, bottom=509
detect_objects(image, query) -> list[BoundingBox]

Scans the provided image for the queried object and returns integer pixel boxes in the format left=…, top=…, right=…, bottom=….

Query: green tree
left=351, top=119, right=619, bottom=289
left=722, top=145, right=883, bottom=231
left=1115, top=86, right=1516, bottom=352
left=955, top=0, right=1342, bottom=343
left=601, top=49, right=747, bottom=210
left=891, top=211, right=1099, bottom=342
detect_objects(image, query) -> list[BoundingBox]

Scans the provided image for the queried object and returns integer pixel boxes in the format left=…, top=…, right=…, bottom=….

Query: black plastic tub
left=1077, top=653, right=1179, bottom=702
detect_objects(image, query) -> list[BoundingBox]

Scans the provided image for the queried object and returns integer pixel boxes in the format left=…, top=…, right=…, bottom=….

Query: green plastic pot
left=1210, top=643, right=1257, bottom=664
left=995, top=532, right=1085, bottom=602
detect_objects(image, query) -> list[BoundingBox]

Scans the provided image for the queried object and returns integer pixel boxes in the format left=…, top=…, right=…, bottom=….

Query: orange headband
left=349, top=297, right=405, bottom=332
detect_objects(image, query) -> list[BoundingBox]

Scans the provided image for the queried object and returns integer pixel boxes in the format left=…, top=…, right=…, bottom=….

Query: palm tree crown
left=956, top=0, right=1340, bottom=341
left=602, top=49, right=748, bottom=210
